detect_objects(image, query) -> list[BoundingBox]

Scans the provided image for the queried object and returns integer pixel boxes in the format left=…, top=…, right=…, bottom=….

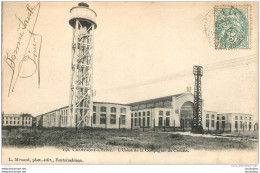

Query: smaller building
left=2, top=113, right=33, bottom=127
left=203, top=110, right=218, bottom=131
left=220, top=113, right=255, bottom=132
left=203, top=111, right=255, bottom=132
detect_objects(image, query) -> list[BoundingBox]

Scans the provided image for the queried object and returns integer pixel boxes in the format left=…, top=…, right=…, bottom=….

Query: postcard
left=2, top=2, right=258, bottom=164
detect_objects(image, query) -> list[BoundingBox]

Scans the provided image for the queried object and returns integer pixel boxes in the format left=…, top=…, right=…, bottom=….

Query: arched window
left=120, top=107, right=126, bottom=114
left=101, top=106, right=106, bottom=112
left=111, top=107, right=116, bottom=113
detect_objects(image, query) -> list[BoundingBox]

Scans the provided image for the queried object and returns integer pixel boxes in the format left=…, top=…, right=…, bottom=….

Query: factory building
left=42, top=109, right=61, bottom=128
left=37, top=102, right=131, bottom=129
left=34, top=87, right=256, bottom=133
left=2, top=113, right=34, bottom=127
left=129, top=87, right=195, bottom=129
left=34, top=87, right=195, bottom=130
left=92, top=102, right=131, bottom=129
left=3, top=86, right=256, bottom=133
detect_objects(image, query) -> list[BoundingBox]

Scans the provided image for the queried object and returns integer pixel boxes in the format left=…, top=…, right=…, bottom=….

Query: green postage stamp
left=214, top=6, right=250, bottom=49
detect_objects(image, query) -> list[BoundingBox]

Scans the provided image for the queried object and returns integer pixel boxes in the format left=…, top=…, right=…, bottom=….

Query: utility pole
left=192, top=66, right=204, bottom=134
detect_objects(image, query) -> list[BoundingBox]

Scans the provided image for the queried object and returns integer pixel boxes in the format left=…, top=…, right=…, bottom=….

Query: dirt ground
left=2, top=127, right=258, bottom=151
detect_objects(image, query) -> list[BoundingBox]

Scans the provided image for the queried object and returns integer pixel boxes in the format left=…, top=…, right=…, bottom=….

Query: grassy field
left=2, top=127, right=258, bottom=151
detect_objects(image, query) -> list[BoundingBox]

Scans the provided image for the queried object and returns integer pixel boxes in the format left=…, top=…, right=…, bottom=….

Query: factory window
left=206, top=120, right=209, bottom=128
left=159, top=111, right=163, bottom=116
left=212, top=114, right=215, bottom=119
left=222, top=121, right=225, bottom=129
left=120, top=115, right=126, bottom=125
left=166, top=111, right=170, bottom=116
left=206, top=114, right=209, bottom=128
left=235, top=116, right=238, bottom=120
left=135, top=118, right=137, bottom=126
left=139, top=118, right=141, bottom=126
left=93, top=113, right=96, bottom=124
left=131, top=113, right=133, bottom=117
left=166, top=117, right=170, bottom=127
left=111, top=107, right=116, bottom=113
left=135, top=113, right=137, bottom=117
left=100, top=106, right=106, bottom=112
left=158, top=117, right=163, bottom=126
left=147, top=117, right=150, bottom=127
left=211, top=120, right=215, bottom=128
left=240, top=121, right=242, bottom=129
left=147, top=111, right=150, bottom=116
left=110, top=114, right=116, bottom=124
left=100, top=114, right=106, bottom=124
left=143, top=112, right=145, bottom=116
left=93, top=106, right=96, bottom=112
left=120, top=108, right=126, bottom=114
left=244, top=122, right=247, bottom=129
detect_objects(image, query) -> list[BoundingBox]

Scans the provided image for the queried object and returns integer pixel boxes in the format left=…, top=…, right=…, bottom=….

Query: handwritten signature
left=4, top=2, right=42, bottom=96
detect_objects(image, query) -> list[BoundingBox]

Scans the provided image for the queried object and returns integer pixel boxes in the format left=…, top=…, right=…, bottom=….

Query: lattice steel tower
left=69, top=3, right=97, bottom=128
left=192, top=66, right=204, bottom=134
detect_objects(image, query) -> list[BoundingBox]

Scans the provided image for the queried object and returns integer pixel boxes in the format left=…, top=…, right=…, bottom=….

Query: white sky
left=2, top=2, right=258, bottom=117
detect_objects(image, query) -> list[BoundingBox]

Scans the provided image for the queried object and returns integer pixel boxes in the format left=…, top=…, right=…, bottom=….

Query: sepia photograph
left=1, top=1, right=258, bottom=165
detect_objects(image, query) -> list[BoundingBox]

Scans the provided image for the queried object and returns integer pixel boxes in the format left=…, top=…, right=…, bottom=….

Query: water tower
left=69, top=2, right=97, bottom=128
